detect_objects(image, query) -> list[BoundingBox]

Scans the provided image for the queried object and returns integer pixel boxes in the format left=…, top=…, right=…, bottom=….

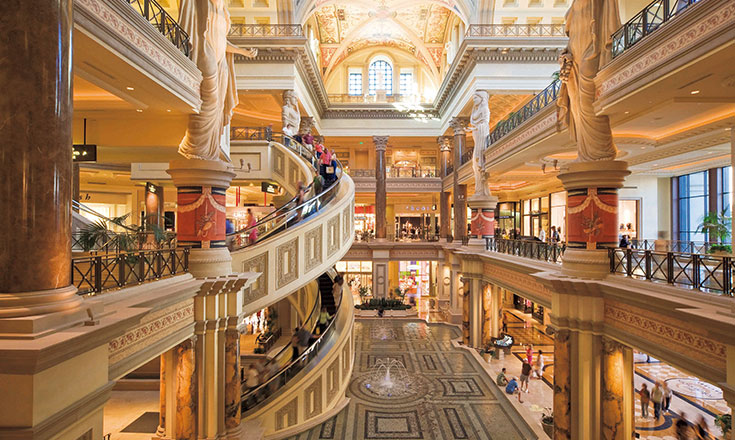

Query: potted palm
left=697, top=210, right=732, bottom=255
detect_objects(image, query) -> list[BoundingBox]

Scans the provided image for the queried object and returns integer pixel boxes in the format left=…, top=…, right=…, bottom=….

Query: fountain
left=364, top=358, right=413, bottom=397
left=370, top=319, right=397, bottom=340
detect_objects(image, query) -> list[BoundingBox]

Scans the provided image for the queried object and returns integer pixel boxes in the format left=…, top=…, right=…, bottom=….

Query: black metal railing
left=630, top=239, right=728, bottom=254
left=71, top=247, right=190, bottom=296
left=487, top=79, right=561, bottom=146
left=228, top=24, right=304, bottom=38
left=124, top=0, right=190, bottom=57
left=461, top=147, right=474, bottom=166
left=226, top=131, right=344, bottom=251
left=485, top=237, right=566, bottom=264
left=446, top=163, right=455, bottom=175
left=611, top=0, right=701, bottom=58
left=355, top=231, right=441, bottom=243
left=465, top=24, right=566, bottom=38
left=610, top=248, right=734, bottom=296
left=230, top=126, right=273, bottom=141
left=241, top=271, right=343, bottom=412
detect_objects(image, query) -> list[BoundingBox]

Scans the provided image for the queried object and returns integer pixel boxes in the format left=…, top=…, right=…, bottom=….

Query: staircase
left=317, top=273, right=336, bottom=315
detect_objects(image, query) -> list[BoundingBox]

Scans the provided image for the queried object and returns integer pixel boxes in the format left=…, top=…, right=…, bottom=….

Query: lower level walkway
left=288, top=319, right=538, bottom=439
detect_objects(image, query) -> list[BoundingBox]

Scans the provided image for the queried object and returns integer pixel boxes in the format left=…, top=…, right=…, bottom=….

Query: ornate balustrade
left=465, top=24, right=566, bottom=38
left=124, top=0, right=190, bottom=56
left=460, top=148, right=473, bottom=166
left=610, top=248, right=735, bottom=296
left=71, top=247, right=190, bottom=295
left=327, top=94, right=429, bottom=105
left=230, top=126, right=273, bottom=141
left=485, top=237, right=566, bottom=264
left=487, top=79, right=561, bottom=146
left=611, top=0, right=702, bottom=58
left=228, top=24, right=304, bottom=38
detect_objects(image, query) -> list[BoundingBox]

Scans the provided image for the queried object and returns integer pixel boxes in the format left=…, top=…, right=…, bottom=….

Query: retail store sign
left=72, top=144, right=97, bottom=162
left=261, top=182, right=279, bottom=194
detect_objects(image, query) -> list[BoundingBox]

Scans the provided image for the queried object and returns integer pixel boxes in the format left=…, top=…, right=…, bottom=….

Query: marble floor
left=500, top=308, right=730, bottom=440
left=287, top=319, right=540, bottom=440
left=103, top=390, right=159, bottom=440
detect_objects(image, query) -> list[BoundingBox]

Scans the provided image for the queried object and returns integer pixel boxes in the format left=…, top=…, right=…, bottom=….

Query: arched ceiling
left=311, top=1, right=460, bottom=80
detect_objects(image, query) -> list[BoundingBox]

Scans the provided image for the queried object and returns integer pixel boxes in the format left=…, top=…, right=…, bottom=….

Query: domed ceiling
left=311, top=0, right=462, bottom=79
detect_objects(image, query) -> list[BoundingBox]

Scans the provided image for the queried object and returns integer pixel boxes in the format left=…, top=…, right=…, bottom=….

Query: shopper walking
left=651, top=381, right=664, bottom=420
left=638, top=383, right=651, bottom=419
left=520, top=360, right=532, bottom=393
left=676, top=413, right=691, bottom=440
left=695, top=414, right=710, bottom=439
left=291, top=328, right=301, bottom=361
left=533, top=350, right=545, bottom=379
left=525, top=344, right=533, bottom=365
left=662, top=381, right=673, bottom=412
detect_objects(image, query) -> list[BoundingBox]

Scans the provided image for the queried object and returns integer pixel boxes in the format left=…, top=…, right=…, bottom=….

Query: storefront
left=512, top=294, right=545, bottom=324
left=521, top=196, right=549, bottom=239
left=495, top=202, right=520, bottom=237
left=618, top=199, right=639, bottom=240
left=354, top=205, right=375, bottom=239
left=336, top=261, right=373, bottom=302
left=227, top=205, right=276, bottom=231
left=549, top=191, right=567, bottom=241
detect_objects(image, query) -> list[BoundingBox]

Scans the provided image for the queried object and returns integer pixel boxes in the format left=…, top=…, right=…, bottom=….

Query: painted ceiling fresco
left=312, top=0, right=456, bottom=76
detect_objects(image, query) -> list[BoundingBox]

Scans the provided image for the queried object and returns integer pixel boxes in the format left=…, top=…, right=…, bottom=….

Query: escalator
left=317, top=273, right=337, bottom=315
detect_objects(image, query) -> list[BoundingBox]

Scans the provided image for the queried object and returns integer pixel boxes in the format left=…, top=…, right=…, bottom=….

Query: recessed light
left=166, top=109, right=171, bottom=112
left=640, top=147, right=646, bottom=150
left=136, top=109, right=143, bottom=112
left=126, top=86, right=135, bottom=91
left=653, top=164, right=658, bottom=166
left=690, top=90, right=700, bottom=94
left=624, top=111, right=630, bottom=114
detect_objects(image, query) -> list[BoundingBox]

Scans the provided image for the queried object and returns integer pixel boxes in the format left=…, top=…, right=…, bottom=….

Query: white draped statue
left=469, top=91, right=490, bottom=197
left=178, top=0, right=257, bottom=162
left=557, top=0, right=620, bottom=162
left=281, top=90, right=300, bottom=138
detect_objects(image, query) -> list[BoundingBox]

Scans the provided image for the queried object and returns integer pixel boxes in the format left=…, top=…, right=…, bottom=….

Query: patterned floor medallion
left=285, top=319, right=537, bottom=440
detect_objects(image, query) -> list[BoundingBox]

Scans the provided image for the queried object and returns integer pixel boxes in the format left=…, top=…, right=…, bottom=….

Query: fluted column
left=0, top=0, right=82, bottom=317
left=374, top=136, right=389, bottom=240
left=175, top=337, right=198, bottom=440
left=224, top=327, right=241, bottom=437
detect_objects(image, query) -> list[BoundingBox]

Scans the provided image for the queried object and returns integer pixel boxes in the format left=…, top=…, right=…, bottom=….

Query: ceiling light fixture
left=126, top=86, right=135, bottom=91
left=136, top=109, right=143, bottom=112
left=624, top=111, right=630, bottom=114
left=166, top=109, right=171, bottom=112
left=690, top=90, right=700, bottom=95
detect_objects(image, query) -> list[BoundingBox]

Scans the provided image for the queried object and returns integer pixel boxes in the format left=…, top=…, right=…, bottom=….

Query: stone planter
left=542, top=420, right=554, bottom=438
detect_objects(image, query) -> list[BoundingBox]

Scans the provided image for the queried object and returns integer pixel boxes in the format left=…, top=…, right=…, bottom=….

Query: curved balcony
left=240, top=274, right=354, bottom=437
left=228, top=134, right=355, bottom=317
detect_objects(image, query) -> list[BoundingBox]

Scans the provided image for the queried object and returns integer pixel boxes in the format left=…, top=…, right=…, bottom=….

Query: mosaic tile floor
left=286, top=319, right=539, bottom=440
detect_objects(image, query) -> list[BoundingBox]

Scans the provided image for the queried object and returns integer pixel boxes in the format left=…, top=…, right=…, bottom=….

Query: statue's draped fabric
left=557, top=0, right=620, bottom=162
left=178, top=0, right=239, bottom=162
left=281, top=91, right=300, bottom=138
left=470, top=91, right=490, bottom=197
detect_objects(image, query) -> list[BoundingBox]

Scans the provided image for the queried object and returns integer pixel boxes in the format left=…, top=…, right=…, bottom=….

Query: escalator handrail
left=227, top=133, right=344, bottom=250
left=72, top=200, right=139, bottom=233
left=241, top=272, right=344, bottom=409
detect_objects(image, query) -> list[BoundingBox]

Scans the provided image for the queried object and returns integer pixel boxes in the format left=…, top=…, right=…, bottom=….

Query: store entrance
left=512, top=294, right=545, bottom=324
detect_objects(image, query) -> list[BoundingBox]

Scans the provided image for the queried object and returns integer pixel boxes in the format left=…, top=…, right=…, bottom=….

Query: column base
left=188, top=248, right=233, bottom=278
left=561, top=248, right=610, bottom=279
left=466, top=237, right=488, bottom=250
left=0, top=284, right=83, bottom=322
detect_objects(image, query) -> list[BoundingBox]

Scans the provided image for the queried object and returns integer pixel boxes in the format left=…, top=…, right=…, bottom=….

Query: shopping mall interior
left=1, top=0, right=735, bottom=439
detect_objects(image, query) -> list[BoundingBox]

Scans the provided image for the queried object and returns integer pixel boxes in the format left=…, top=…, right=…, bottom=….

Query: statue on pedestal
left=281, top=90, right=300, bottom=138
left=557, top=0, right=620, bottom=162
left=469, top=91, right=490, bottom=197
left=178, top=0, right=257, bottom=162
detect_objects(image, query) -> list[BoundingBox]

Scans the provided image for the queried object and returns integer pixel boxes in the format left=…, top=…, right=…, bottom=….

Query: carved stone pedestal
left=467, top=194, right=498, bottom=249
left=557, top=160, right=630, bottom=278
left=167, top=159, right=236, bottom=278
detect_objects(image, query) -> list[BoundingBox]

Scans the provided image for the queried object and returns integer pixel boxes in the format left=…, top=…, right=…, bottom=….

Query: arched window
left=368, top=59, right=393, bottom=95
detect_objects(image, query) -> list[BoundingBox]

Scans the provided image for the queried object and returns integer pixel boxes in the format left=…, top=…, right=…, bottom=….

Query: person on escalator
left=332, top=275, right=344, bottom=303
left=318, top=306, right=332, bottom=334
left=246, top=208, right=257, bottom=243
left=295, top=182, right=306, bottom=222
left=320, top=148, right=331, bottom=178
left=314, top=142, right=323, bottom=159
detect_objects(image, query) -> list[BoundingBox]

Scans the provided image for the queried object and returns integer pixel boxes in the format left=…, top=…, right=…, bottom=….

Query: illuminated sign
left=146, top=182, right=157, bottom=194
left=261, top=182, right=279, bottom=194
left=72, top=144, right=97, bottom=163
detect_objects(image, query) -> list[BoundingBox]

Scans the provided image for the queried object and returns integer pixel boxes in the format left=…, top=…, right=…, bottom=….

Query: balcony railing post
left=156, top=250, right=163, bottom=278
left=724, top=256, right=733, bottom=296
left=608, top=248, right=615, bottom=273
left=94, top=255, right=102, bottom=293
left=645, top=250, right=652, bottom=280
left=138, top=251, right=145, bottom=281
left=118, top=254, right=126, bottom=287
left=692, top=254, right=701, bottom=289
left=667, top=252, right=674, bottom=283
left=625, top=249, right=633, bottom=276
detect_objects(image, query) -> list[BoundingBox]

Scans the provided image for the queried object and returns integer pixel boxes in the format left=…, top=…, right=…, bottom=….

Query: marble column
left=557, top=161, right=630, bottom=278
left=450, top=118, right=467, bottom=243
left=156, top=355, right=167, bottom=437
left=175, top=338, right=197, bottom=440
left=440, top=191, right=450, bottom=241
left=224, top=328, right=241, bottom=436
left=167, top=160, right=236, bottom=277
left=601, top=337, right=634, bottom=440
left=438, top=136, right=452, bottom=178
left=454, top=185, right=468, bottom=243
left=482, top=283, right=492, bottom=346
left=0, top=0, right=82, bottom=317
left=374, top=136, right=389, bottom=240
left=469, top=278, right=483, bottom=347
left=462, top=278, right=470, bottom=345
left=554, top=329, right=572, bottom=440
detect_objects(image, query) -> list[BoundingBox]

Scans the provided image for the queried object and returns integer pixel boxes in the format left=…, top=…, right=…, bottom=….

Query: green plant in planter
left=697, top=210, right=732, bottom=253
left=715, top=413, right=731, bottom=437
